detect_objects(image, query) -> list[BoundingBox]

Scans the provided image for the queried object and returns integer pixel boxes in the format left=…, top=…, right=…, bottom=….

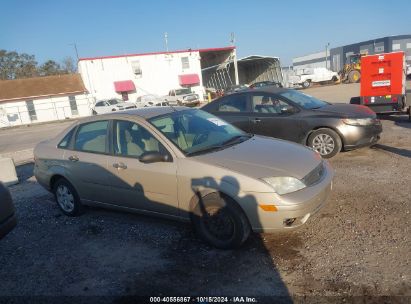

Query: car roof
left=94, top=106, right=189, bottom=120
left=227, top=86, right=289, bottom=95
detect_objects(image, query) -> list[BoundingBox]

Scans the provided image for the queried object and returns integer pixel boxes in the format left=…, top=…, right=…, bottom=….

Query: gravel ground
left=1, top=115, right=410, bottom=302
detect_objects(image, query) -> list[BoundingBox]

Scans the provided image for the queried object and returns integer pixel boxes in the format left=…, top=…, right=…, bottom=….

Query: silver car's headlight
left=342, top=118, right=373, bottom=126
left=262, top=176, right=306, bottom=195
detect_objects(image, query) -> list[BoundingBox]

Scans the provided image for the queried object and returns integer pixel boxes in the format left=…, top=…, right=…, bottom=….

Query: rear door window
left=74, top=120, right=109, bottom=154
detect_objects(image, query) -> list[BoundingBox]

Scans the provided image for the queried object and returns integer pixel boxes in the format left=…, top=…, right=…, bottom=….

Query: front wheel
left=191, top=193, right=250, bottom=249
left=308, top=128, right=342, bottom=158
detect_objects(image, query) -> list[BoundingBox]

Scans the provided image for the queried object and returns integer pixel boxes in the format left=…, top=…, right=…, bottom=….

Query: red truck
left=354, top=51, right=409, bottom=119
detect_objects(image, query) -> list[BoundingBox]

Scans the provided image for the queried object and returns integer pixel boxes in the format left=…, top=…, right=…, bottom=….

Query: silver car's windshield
left=107, top=99, right=119, bottom=105
left=149, top=109, right=251, bottom=156
left=280, top=90, right=329, bottom=109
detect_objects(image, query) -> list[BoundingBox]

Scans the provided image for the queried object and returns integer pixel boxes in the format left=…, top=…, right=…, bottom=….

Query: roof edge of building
left=78, top=46, right=236, bottom=62
left=0, top=90, right=88, bottom=104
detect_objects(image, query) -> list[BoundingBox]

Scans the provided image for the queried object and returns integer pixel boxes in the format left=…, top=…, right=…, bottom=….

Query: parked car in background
left=294, top=67, right=339, bottom=88
left=249, top=81, right=283, bottom=89
left=223, top=84, right=249, bottom=95
left=92, top=99, right=136, bottom=115
left=165, top=88, right=199, bottom=107
left=135, top=95, right=169, bottom=108
left=34, top=107, right=333, bottom=249
left=0, top=182, right=17, bottom=239
left=202, top=87, right=382, bottom=158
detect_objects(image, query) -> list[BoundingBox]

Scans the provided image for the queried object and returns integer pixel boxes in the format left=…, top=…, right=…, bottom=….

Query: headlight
left=262, top=176, right=306, bottom=195
left=342, top=118, right=373, bottom=126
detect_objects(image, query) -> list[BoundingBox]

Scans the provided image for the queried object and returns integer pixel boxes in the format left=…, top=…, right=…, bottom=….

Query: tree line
left=0, top=49, right=77, bottom=80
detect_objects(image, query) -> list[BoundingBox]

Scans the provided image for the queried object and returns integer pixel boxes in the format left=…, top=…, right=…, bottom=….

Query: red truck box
left=360, top=52, right=407, bottom=113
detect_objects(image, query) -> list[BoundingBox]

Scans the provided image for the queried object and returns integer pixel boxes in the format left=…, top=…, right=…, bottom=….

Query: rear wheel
left=52, top=178, right=83, bottom=216
left=348, top=70, right=361, bottom=83
left=308, top=128, right=342, bottom=158
left=191, top=193, right=250, bottom=249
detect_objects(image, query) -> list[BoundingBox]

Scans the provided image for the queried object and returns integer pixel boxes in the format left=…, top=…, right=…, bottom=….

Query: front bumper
left=337, top=123, right=382, bottom=151
left=0, top=213, right=17, bottom=240
left=242, top=161, right=334, bottom=232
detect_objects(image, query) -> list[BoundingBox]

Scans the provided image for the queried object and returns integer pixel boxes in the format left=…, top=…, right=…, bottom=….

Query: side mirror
left=139, top=151, right=168, bottom=163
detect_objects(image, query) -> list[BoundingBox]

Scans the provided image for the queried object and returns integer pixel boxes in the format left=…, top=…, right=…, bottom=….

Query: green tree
left=39, top=60, right=63, bottom=76
left=0, top=50, right=38, bottom=80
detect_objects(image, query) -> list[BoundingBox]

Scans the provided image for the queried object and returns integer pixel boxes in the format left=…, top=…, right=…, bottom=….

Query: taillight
left=392, top=97, right=398, bottom=103
left=364, top=98, right=369, bottom=104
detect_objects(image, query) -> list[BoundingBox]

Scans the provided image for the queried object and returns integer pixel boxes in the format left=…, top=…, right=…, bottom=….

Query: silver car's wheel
left=52, top=178, right=83, bottom=216
left=191, top=193, right=250, bottom=249
left=308, top=128, right=342, bottom=158
left=56, top=185, right=75, bottom=213
left=312, top=134, right=335, bottom=156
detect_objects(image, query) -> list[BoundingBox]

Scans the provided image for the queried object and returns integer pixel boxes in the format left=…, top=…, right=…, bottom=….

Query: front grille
left=302, top=161, right=325, bottom=186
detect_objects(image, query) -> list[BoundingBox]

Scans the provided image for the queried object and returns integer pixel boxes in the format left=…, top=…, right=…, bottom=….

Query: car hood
left=313, top=103, right=376, bottom=118
left=194, top=136, right=321, bottom=180
left=116, top=102, right=135, bottom=107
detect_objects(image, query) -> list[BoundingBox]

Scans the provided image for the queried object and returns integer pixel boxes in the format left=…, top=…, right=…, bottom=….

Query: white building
left=0, top=74, right=93, bottom=128
left=78, top=48, right=227, bottom=102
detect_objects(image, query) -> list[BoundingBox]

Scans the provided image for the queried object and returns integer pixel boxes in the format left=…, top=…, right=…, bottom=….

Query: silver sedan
left=34, top=107, right=333, bottom=248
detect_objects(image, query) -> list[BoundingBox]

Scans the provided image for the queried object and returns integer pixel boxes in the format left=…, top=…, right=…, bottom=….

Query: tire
left=308, top=128, right=342, bottom=158
left=348, top=70, right=361, bottom=83
left=52, top=178, right=83, bottom=216
left=331, top=76, right=338, bottom=82
left=191, top=192, right=250, bottom=249
left=92, top=110, right=97, bottom=115
left=302, top=80, right=311, bottom=89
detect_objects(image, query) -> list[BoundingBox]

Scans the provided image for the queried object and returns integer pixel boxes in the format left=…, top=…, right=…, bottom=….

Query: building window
left=131, top=60, right=142, bottom=77
left=375, top=46, right=384, bottom=52
left=26, top=100, right=37, bottom=121
left=69, top=96, right=79, bottom=115
left=392, top=43, right=401, bottom=51
left=406, top=43, right=411, bottom=49
left=181, top=57, right=190, bottom=70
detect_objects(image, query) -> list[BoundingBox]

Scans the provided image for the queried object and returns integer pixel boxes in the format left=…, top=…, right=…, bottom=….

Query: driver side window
left=252, top=94, right=293, bottom=114
left=113, top=120, right=167, bottom=158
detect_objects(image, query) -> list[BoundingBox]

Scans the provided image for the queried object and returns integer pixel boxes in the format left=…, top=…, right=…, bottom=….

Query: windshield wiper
left=185, top=144, right=226, bottom=156
left=186, top=134, right=252, bottom=157
left=220, top=134, right=252, bottom=146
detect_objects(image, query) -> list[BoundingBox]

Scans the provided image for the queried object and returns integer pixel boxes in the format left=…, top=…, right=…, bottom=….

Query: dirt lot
left=0, top=86, right=410, bottom=302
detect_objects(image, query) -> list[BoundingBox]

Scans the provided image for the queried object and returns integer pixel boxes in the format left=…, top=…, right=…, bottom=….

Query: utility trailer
left=354, top=51, right=410, bottom=119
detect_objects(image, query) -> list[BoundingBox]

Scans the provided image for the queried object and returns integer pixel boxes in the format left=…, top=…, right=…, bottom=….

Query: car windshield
left=175, top=88, right=192, bottom=95
left=107, top=99, right=119, bottom=105
left=149, top=109, right=251, bottom=156
left=280, top=90, right=328, bottom=109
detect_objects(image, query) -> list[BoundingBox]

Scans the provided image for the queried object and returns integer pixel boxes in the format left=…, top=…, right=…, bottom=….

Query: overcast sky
left=1, top=0, right=410, bottom=66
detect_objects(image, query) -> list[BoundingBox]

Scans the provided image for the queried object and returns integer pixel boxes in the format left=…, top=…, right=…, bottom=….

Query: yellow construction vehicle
left=340, top=53, right=364, bottom=83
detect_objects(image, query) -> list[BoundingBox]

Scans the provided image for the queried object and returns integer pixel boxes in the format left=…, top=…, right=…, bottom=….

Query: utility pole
left=164, top=32, right=169, bottom=52
left=231, top=32, right=239, bottom=85
left=70, top=43, right=79, bottom=60
left=325, top=42, right=330, bottom=69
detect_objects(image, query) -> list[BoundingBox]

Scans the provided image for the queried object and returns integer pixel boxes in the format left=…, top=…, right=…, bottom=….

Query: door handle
left=113, top=162, right=127, bottom=170
left=68, top=155, right=79, bottom=162
left=252, top=118, right=262, bottom=123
